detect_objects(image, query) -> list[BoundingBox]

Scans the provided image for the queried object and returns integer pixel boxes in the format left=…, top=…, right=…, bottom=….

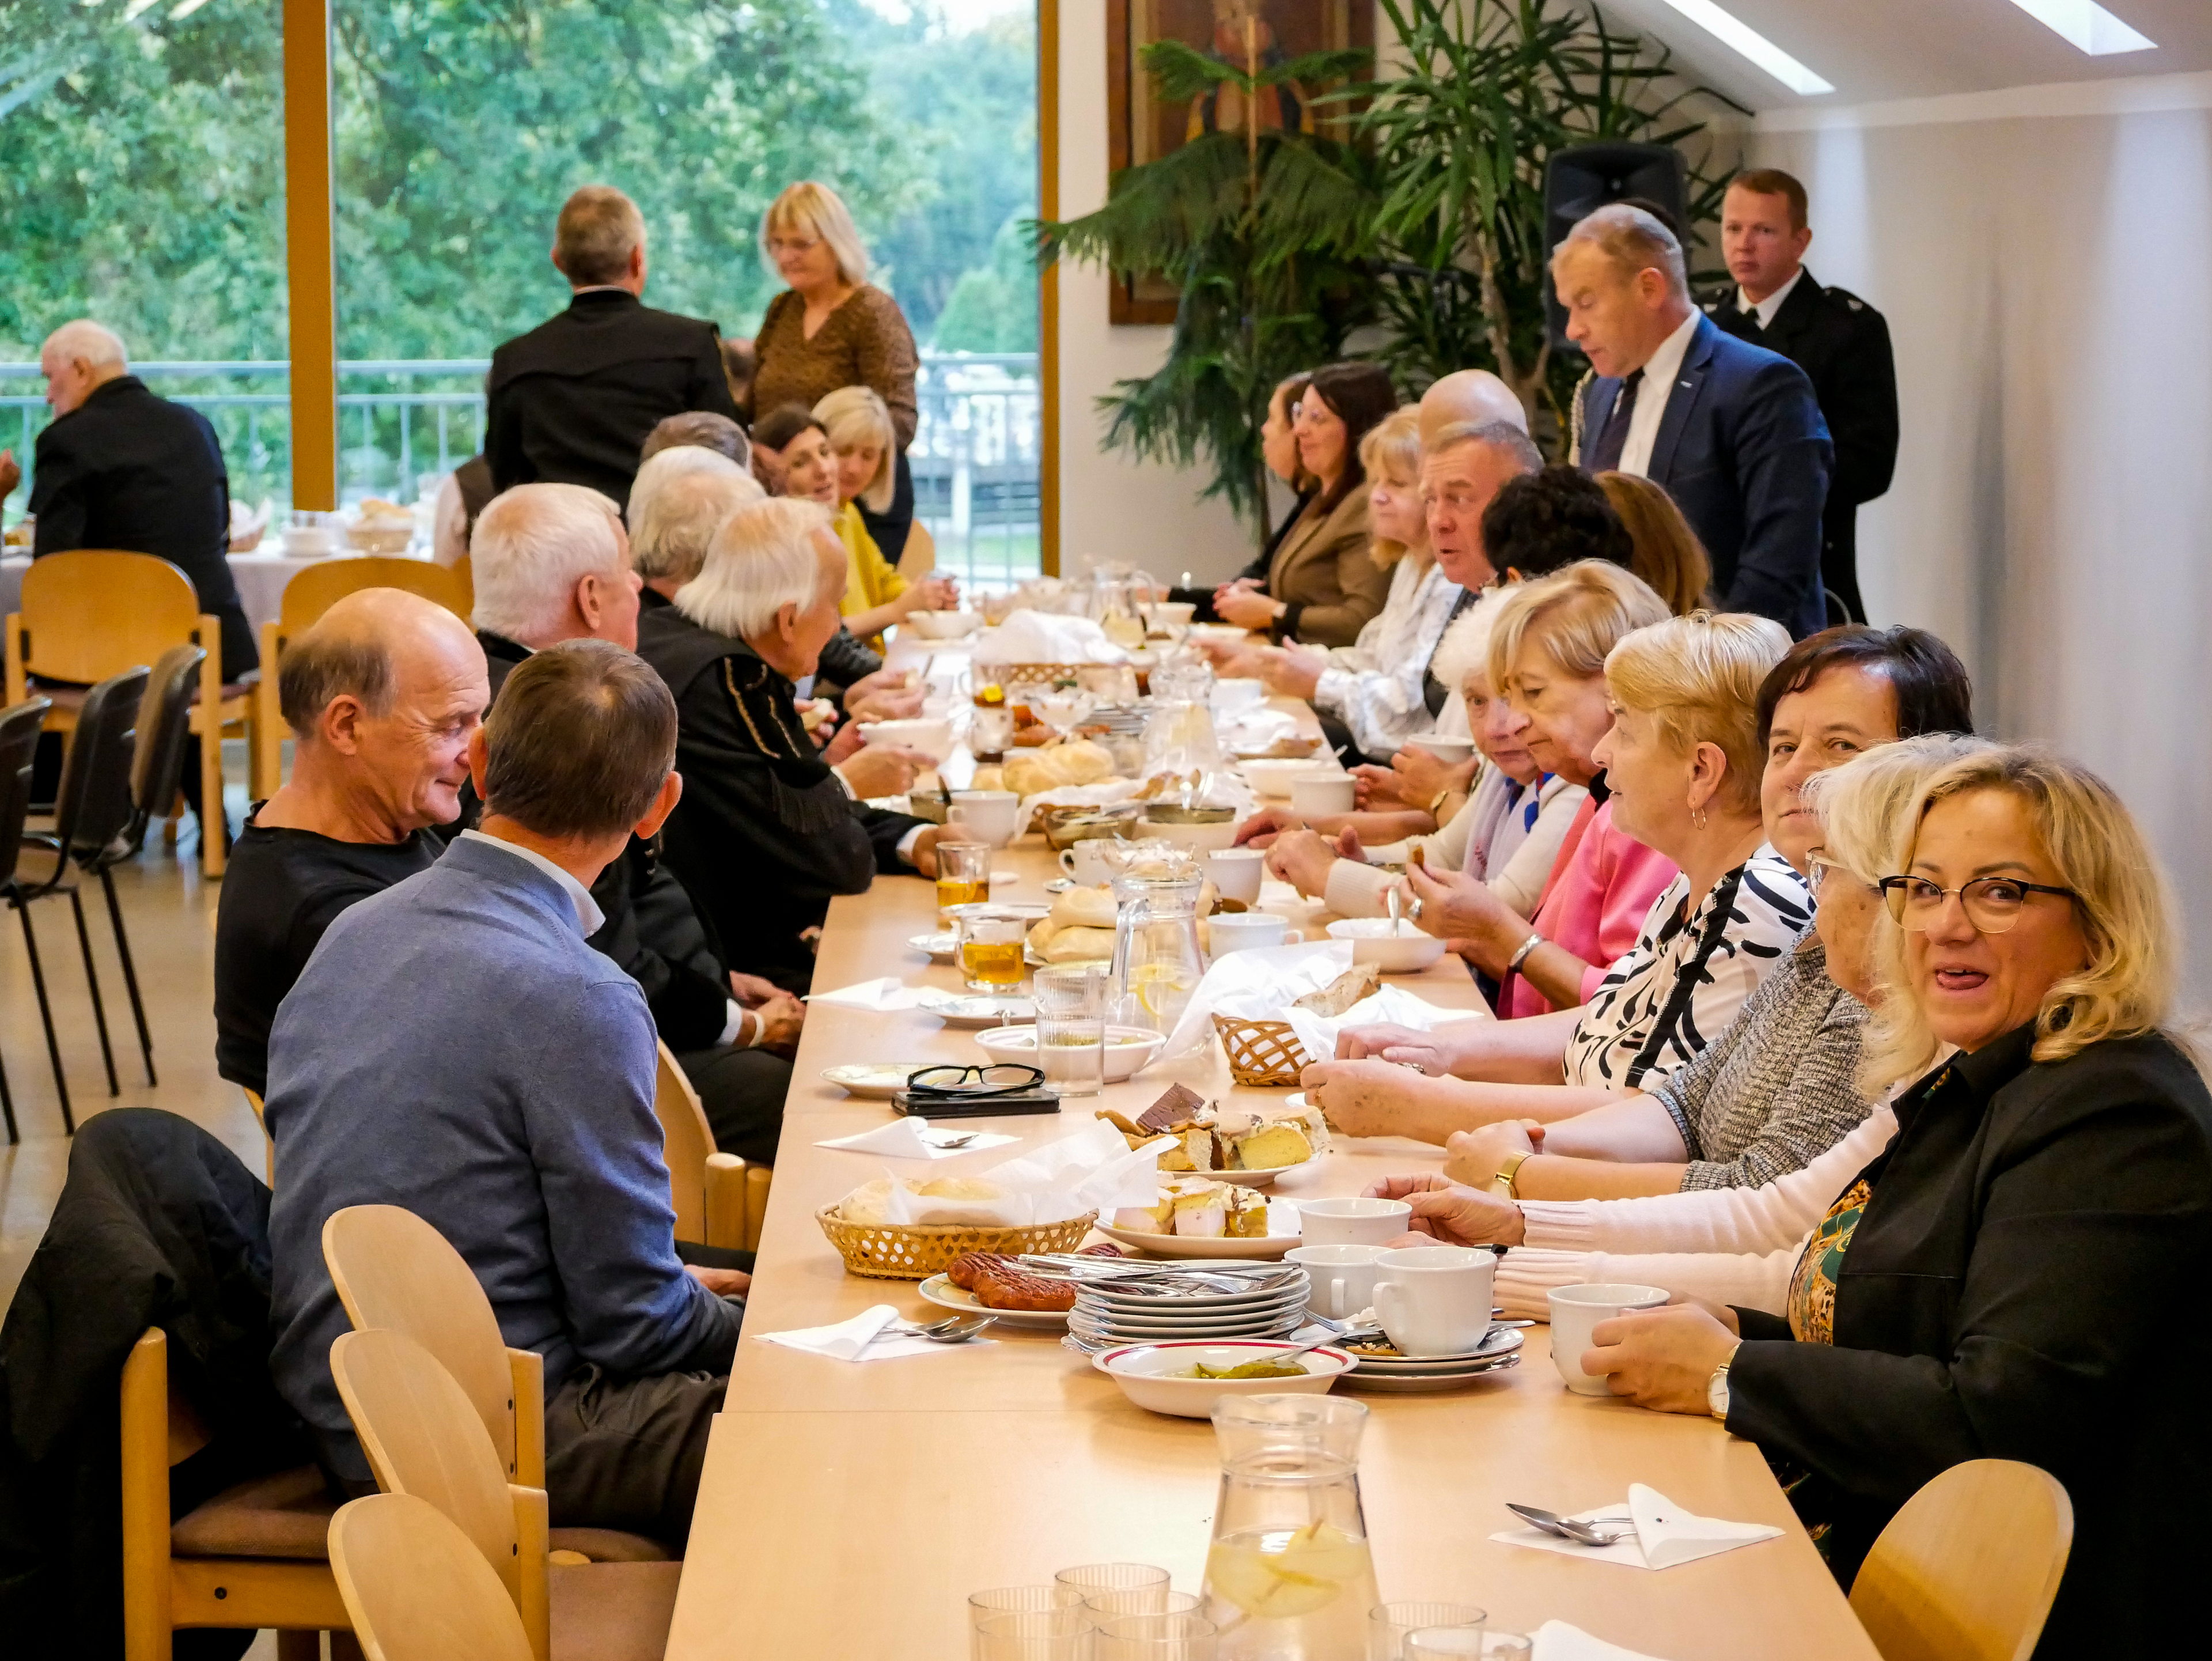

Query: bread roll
left=1042, top=926, right=1118, bottom=963
left=969, top=763, right=1005, bottom=792
left=1050, top=884, right=1118, bottom=929
left=1027, top=917, right=1063, bottom=952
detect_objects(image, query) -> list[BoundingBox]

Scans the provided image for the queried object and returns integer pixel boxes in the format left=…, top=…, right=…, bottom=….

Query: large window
left=4, top=0, right=1039, bottom=582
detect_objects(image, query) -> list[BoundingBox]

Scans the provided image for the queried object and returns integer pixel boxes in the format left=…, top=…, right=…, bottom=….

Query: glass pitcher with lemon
left=1108, top=869, right=1205, bottom=1035
left=1200, top=1396, right=1380, bottom=1661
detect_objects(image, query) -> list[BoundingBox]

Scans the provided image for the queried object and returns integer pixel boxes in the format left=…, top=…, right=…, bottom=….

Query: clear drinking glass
left=1407, top=1634, right=1529, bottom=1661
left=971, top=1585, right=1090, bottom=1659
left=957, top=910, right=1028, bottom=992
left=1055, top=1562, right=1172, bottom=1602
left=974, top=1607, right=1094, bottom=1661
left=1367, top=1605, right=1487, bottom=1661
left=1033, top=965, right=1109, bottom=1096
left=1089, top=1589, right=1202, bottom=1623
left=938, top=841, right=992, bottom=915
left=1093, top=1612, right=1219, bottom=1661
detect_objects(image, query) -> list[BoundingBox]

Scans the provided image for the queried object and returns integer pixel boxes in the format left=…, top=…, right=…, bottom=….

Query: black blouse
left=1728, top=1020, right=2212, bottom=1654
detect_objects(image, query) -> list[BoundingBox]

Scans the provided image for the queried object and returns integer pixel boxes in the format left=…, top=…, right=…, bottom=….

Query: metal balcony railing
left=0, top=351, right=1042, bottom=586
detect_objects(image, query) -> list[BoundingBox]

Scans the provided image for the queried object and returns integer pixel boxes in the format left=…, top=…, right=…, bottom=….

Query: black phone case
left=892, top=1088, right=1062, bottom=1118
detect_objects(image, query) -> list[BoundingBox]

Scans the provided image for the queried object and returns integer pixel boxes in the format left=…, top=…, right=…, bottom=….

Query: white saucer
left=916, top=1272, right=1069, bottom=1329
left=916, top=990, right=1035, bottom=1028
left=907, top=932, right=958, bottom=960
left=820, top=1064, right=933, bottom=1100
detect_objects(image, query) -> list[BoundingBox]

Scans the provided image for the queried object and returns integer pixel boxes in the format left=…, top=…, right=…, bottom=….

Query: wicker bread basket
left=1212, top=1015, right=1311, bottom=1087
left=815, top=1204, right=1100, bottom=1280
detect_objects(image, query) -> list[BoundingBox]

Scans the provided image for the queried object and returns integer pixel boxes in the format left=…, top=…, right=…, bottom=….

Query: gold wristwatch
left=1707, top=1342, right=1741, bottom=1420
left=1490, top=1151, right=1531, bottom=1199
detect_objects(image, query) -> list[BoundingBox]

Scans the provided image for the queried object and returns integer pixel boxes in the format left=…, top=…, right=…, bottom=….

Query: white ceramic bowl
left=346, top=520, right=415, bottom=555
left=1238, top=758, right=1323, bottom=799
left=1327, top=918, right=1447, bottom=973
left=857, top=717, right=955, bottom=762
left=904, top=610, right=981, bottom=640
left=1139, top=813, right=1240, bottom=854
left=1405, top=734, right=1476, bottom=765
left=282, top=526, right=344, bottom=557
left=974, top=1023, right=1165, bottom=1082
left=1093, top=1340, right=1353, bottom=1417
left=1211, top=678, right=1267, bottom=714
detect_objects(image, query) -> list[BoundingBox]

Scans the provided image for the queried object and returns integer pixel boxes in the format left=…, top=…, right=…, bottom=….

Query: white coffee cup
left=1058, top=841, right=1125, bottom=884
left=1207, top=912, right=1303, bottom=955
left=1546, top=1282, right=1671, bottom=1396
left=1285, top=1243, right=1388, bottom=1320
left=1290, top=773, right=1357, bottom=818
left=946, top=790, right=1019, bottom=847
left=1295, top=1196, right=1412, bottom=1248
left=1211, top=678, right=1266, bottom=715
left=1372, top=1244, right=1498, bottom=1357
left=1205, top=846, right=1267, bottom=905
left=1405, top=734, right=1476, bottom=765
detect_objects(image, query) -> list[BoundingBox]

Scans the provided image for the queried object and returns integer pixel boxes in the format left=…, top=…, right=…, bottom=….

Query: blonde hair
left=1603, top=612, right=1790, bottom=817
left=1359, top=408, right=1426, bottom=570
left=1596, top=472, right=1712, bottom=616
left=1796, top=735, right=1998, bottom=1094
left=814, top=385, right=896, bottom=514
left=1486, top=560, right=1671, bottom=691
left=762, top=181, right=869, bottom=287
left=676, top=496, right=836, bottom=641
left=1856, top=747, right=2179, bottom=1087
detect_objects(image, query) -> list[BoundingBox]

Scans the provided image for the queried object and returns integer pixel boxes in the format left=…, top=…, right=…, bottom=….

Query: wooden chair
left=896, top=519, right=937, bottom=581
left=330, top=1329, right=680, bottom=1661
left=2, top=550, right=255, bottom=877
left=653, top=1041, right=760, bottom=1251
left=253, top=557, right=474, bottom=792
left=121, top=1327, right=352, bottom=1661
left=1850, top=1458, right=2073, bottom=1661
left=320, top=1202, right=669, bottom=1563
left=329, top=1493, right=534, bottom=1661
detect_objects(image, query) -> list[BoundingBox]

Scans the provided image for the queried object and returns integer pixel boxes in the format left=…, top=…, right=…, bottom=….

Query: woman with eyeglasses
left=744, top=183, right=922, bottom=562
left=1582, top=746, right=2212, bottom=1653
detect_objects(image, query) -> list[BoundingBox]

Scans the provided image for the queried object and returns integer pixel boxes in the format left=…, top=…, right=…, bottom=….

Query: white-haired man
left=28, top=319, right=256, bottom=681
left=1557, top=203, right=1831, bottom=637
left=487, top=184, right=739, bottom=512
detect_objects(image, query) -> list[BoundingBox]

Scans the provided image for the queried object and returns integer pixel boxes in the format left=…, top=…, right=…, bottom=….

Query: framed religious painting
left=1105, top=0, right=1373, bottom=325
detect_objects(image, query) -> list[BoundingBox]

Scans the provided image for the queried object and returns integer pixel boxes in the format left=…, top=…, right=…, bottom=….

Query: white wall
left=1752, top=71, right=2212, bottom=997
left=1054, top=0, right=1253, bottom=588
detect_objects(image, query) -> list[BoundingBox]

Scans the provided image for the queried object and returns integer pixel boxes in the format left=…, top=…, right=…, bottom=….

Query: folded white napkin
left=813, top=1118, right=1018, bottom=1158
left=754, top=1304, right=988, bottom=1362
left=1161, top=939, right=1356, bottom=1058
left=807, top=978, right=926, bottom=1011
left=1533, top=1620, right=1672, bottom=1661
left=1282, top=985, right=1480, bottom=1075
left=1489, top=1484, right=1782, bottom=1570
left=975, top=608, right=1128, bottom=665
left=1219, top=707, right=1302, bottom=751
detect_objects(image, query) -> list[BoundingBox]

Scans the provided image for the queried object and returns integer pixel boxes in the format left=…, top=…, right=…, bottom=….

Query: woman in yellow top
left=767, top=391, right=955, bottom=650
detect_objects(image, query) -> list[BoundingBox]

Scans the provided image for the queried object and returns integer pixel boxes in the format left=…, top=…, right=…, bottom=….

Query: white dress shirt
left=1617, top=309, right=1702, bottom=480
left=458, top=829, right=606, bottom=936
left=1737, top=267, right=1805, bottom=331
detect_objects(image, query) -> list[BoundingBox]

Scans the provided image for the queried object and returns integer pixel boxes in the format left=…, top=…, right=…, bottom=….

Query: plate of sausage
left=919, top=1253, right=1077, bottom=1327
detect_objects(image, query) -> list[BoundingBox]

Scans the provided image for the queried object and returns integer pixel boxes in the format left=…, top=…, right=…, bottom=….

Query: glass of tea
left=937, top=841, right=991, bottom=917
left=957, top=910, right=1028, bottom=992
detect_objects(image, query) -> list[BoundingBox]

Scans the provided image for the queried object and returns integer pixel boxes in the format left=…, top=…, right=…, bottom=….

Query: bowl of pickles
left=1093, top=1340, right=1354, bottom=1417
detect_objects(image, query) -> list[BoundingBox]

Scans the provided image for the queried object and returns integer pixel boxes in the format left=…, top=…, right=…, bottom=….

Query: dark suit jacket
left=486, top=289, right=738, bottom=512
left=1728, top=1024, right=2212, bottom=1656
left=1577, top=316, right=1832, bottom=637
left=28, top=376, right=257, bottom=679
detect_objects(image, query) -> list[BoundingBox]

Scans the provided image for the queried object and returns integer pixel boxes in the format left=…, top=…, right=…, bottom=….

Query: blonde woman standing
left=746, top=182, right=922, bottom=558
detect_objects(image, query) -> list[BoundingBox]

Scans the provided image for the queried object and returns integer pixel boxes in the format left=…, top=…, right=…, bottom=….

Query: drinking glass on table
left=974, top=1606, right=1092, bottom=1661
left=1093, top=1611, right=1219, bottom=1661
left=957, top=910, right=1028, bottom=993
left=938, top=841, right=992, bottom=915
left=1033, top=965, right=1109, bottom=1096
left=1088, top=1588, right=1201, bottom=1623
left=1036, top=688, right=1089, bottom=741
left=1407, top=1632, right=1529, bottom=1661
left=1368, top=1604, right=1486, bottom=1661
left=1056, top=1561, right=1172, bottom=1605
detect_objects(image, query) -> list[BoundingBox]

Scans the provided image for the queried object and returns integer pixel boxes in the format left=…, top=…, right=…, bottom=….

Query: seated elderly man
left=637, top=496, right=974, bottom=989
left=469, top=480, right=802, bottom=1164
left=268, top=641, right=743, bottom=1543
left=214, top=588, right=488, bottom=1096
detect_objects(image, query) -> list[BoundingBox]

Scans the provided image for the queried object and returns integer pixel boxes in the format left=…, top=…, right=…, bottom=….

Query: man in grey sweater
left=266, top=638, right=744, bottom=1545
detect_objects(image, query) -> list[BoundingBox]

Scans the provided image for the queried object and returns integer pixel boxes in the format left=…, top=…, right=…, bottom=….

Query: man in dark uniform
left=1702, top=168, right=1899, bottom=625
left=486, top=185, right=740, bottom=513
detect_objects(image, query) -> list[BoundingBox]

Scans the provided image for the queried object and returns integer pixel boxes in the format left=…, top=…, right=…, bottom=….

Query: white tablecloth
left=0, top=548, right=441, bottom=636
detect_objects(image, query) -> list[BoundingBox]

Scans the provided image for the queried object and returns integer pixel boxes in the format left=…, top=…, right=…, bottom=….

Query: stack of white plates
left=1066, top=1268, right=1310, bottom=1353
left=1338, top=1326, right=1525, bottom=1393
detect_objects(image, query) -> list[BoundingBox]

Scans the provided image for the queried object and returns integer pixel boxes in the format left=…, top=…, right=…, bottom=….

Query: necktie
left=1585, top=368, right=1642, bottom=475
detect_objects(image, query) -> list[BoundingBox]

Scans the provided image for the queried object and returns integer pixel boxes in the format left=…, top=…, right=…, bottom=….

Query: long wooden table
left=665, top=709, right=1879, bottom=1660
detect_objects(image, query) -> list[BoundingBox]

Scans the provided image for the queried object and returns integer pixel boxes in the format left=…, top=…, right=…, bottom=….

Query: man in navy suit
left=1557, top=205, right=1833, bottom=637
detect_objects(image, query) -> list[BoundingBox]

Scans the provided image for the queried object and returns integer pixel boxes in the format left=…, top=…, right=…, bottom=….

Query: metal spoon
left=1505, top=1503, right=1634, bottom=1547
left=877, top=1314, right=997, bottom=1344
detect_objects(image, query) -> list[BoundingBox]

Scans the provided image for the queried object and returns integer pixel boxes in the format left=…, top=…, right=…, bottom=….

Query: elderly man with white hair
left=1558, top=202, right=1831, bottom=636
left=635, top=496, right=976, bottom=989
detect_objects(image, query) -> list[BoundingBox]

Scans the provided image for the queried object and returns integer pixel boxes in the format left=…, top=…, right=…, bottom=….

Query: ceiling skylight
left=1999, top=0, right=2157, bottom=54
left=1647, top=0, right=1836, bottom=96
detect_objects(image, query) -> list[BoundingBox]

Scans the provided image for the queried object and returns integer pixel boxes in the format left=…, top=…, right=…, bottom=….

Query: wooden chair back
left=329, top=1493, right=534, bottom=1661
left=322, top=1204, right=541, bottom=1485
left=278, top=558, right=472, bottom=633
left=653, top=1040, right=753, bottom=1250
left=1850, top=1458, right=2073, bottom=1661
left=897, top=519, right=938, bottom=581
left=8, top=551, right=197, bottom=686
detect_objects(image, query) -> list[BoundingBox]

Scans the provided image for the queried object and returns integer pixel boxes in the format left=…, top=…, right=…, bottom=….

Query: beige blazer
left=1265, top=487, right=1389, bottom=648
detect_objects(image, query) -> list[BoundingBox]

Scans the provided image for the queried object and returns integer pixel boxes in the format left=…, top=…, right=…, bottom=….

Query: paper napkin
left=813, top=1118, right=1018, bottom=1158
left=806, top=978, right=926, bottom=1011
left=1533, top=1620, right=1672, bottom=1661
left=1489, top=1484, right=1782, bottom=1570
left=754, top=1304, right=988, bottom=1363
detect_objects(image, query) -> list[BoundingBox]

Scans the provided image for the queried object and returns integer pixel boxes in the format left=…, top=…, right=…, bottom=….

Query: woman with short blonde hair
left=808, top=385, right=956, bottom=651
left=1596, top=471, right=1713, bottom=616
left=747, top=181, right=923, bottom=562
